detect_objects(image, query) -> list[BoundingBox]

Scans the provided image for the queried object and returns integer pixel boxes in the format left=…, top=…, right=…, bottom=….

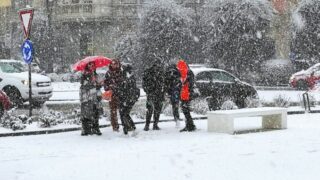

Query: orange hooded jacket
left=177, top=60, right=190, bottom=101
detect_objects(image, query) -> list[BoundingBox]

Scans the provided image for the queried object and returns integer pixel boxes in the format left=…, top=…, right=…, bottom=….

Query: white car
left=0, top=59, right=53, bottom=106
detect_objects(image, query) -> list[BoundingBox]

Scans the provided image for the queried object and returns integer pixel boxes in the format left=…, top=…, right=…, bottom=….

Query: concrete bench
left=207, top=107, right=287, bottom=134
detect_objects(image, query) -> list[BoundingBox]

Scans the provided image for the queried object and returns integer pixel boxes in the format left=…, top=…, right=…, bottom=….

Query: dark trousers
left=109, top=96, right=119, bottom=130
left=170, top=96, right=180, bottom=121
left=145, top=96, right=163, bottom=127
left=171, top=101, right=180, bottom=121
left=180, top=101, right=195, bottom=128
left=81, top=105, right=100, bottom=134
left=119, top=103, right=135, bottom=131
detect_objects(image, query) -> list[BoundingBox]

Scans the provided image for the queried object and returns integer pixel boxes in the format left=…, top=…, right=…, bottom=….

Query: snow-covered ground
left=1, top=113, right=320, bottom=180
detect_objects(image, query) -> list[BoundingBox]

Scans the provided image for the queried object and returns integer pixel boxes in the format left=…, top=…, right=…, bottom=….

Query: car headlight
left=21, top=80, right=29, bottom=85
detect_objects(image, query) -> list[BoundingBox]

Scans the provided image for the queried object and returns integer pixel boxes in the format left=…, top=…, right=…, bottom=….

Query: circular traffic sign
left=22, top=39, right=33, bottom=64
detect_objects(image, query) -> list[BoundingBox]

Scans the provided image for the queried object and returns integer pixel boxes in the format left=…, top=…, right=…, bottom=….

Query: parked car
left=0, top=59, right=41, bottom=73
left=190, top=65, right=259, bottom=110
left=289, top=63, right=320, bottom=90
left=0, top=90, right=12, bottom=119
left=0, top=59, right=53, bottom=106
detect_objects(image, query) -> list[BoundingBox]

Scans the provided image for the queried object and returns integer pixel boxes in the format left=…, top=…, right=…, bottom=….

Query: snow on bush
left=115, top=0, right=193, bottom=76
left=220, top=100, right=239, bottom=110
left=190, top=98, right=209, bottom=115
left=37, top=110, right=65, bottom=128
left=260, top=59, right=294, bottom=86
left=0, top=112, right=29, bottom=131
left=292, top=0, right=320, bottom=62
left=202, top=0, right=274, bottom=78
left=273, top=94, right=291, bottom=108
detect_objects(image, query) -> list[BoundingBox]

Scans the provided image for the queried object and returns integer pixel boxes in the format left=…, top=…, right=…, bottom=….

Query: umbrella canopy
left=73, top=56, right=112, bottom=71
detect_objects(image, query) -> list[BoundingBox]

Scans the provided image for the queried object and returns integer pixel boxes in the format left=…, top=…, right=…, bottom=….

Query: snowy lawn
left=1, top=113, right=320, bottom=180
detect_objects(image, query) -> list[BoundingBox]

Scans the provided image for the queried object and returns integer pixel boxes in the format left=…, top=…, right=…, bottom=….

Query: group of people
left=79, top=58, right=197, bottom=136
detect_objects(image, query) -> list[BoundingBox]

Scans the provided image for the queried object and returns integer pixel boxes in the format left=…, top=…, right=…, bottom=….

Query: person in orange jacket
left=167, top=59, right=197, bottom=132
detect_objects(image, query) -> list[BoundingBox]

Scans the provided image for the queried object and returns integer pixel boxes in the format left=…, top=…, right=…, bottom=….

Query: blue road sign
left=22, top=39, right=33, bottom=64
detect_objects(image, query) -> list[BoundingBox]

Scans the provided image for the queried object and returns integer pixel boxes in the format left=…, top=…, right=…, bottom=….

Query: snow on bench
left=207, top=107, right=287, bottom=134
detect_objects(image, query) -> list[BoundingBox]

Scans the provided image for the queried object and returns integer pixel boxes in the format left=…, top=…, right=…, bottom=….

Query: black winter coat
left=165, top=64, right=195, bottom=102
left=115, top=65, right=140, bottom=107
left=142, top=64, right=165, bottom=101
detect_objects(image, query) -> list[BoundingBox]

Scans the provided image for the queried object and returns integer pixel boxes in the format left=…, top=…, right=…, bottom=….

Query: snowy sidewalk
left=0, top=114, right=207, bottom=137
left=1, top=113, right=320, bottom=180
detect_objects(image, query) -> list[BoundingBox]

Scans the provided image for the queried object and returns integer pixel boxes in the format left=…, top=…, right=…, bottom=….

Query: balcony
left=54, top=2, right=143, bottom=22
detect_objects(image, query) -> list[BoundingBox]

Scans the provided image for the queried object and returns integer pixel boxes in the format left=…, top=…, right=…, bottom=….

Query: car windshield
left=0, top=62, right=25, bottom=73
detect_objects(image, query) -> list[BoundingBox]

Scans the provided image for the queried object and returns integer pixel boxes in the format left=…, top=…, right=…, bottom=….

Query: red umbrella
left=73, top=56, right=112, bottom=71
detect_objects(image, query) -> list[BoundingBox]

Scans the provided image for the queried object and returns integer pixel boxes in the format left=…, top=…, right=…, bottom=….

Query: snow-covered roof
left=0, top=59, right=23, bottom=63
left=190, top=66, right=225, bottom=75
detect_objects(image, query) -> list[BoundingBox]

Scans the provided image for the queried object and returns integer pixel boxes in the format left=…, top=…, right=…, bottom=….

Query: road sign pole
left=29, top=64, right=32, bottom=116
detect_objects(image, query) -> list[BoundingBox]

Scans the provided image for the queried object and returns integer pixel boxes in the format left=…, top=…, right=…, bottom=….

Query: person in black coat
left=112, top=63, right=140, bottom=134
left=142, top=63, right=165, bottom=131
left=165, top=60, right=196, bottom=132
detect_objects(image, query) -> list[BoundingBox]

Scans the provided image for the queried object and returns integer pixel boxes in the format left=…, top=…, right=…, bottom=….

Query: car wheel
left=297, top=80, right=308, bottom=90
left=3, top=87, right=23, bottom=107
left=207, top=96, right=238, bottom=111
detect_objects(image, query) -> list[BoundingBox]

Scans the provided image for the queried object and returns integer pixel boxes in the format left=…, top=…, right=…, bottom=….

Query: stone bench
left=207, top=107, right=287, bottom=134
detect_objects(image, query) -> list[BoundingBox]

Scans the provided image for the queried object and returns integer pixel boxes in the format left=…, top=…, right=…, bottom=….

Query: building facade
left=0, top=0, right=205, bottom=72
left=1, top=0, right=300, bottom=72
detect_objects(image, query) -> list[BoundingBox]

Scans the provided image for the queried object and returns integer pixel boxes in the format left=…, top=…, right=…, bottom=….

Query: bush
left=0, top=113, right=29, bottom=131
left=260, top=59, right=294, bottom=86
left=273, top=94, right=291, bottom=108
left=37, top=110, right=65, bottom=128
left=190, top=98, right=209, bottom=115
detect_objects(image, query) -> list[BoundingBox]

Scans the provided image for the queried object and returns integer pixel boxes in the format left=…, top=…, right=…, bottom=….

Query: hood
left=177, top=60, right=188, bottom=80
left=9, top=72, right=51, bottom=82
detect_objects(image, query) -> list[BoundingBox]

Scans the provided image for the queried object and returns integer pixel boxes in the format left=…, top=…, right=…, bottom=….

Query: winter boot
left=143, top=124, right=150, bottom=131
left=129, top=118, right=136, bottom=131
left=81, top=119, right=92, bottom=136
left=92, top=128, right=102, bottom=135
left=179, top=126, right=189, bottom=132
left=144, top=112, right=151, bottom=131
left=180, top=124, right=196, bottom=132
left=123, top=126, right=128, bottom=135
left=92, top=119, right=102, bottom=135
left=153, top=124, right=161, bottom=130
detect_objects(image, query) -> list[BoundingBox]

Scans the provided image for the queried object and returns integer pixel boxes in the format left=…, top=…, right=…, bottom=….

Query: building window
left=83, top=1, right=93, bottom=13
left=71, top=5, right=80, bottom=13
left=62, top=6, right=69, bottom=14
left=83, top=5, right=92, bottom=13
left=80, top=33, right=94, bottom=57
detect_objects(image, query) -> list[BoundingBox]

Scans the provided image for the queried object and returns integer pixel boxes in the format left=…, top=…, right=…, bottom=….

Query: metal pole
left=29, top=63, right=32, bottom=116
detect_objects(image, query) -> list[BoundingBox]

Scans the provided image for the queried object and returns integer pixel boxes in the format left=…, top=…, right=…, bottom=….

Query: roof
left=190, top=66, right=226, bottom=75
left=0, top=59, right=24, bottom=63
